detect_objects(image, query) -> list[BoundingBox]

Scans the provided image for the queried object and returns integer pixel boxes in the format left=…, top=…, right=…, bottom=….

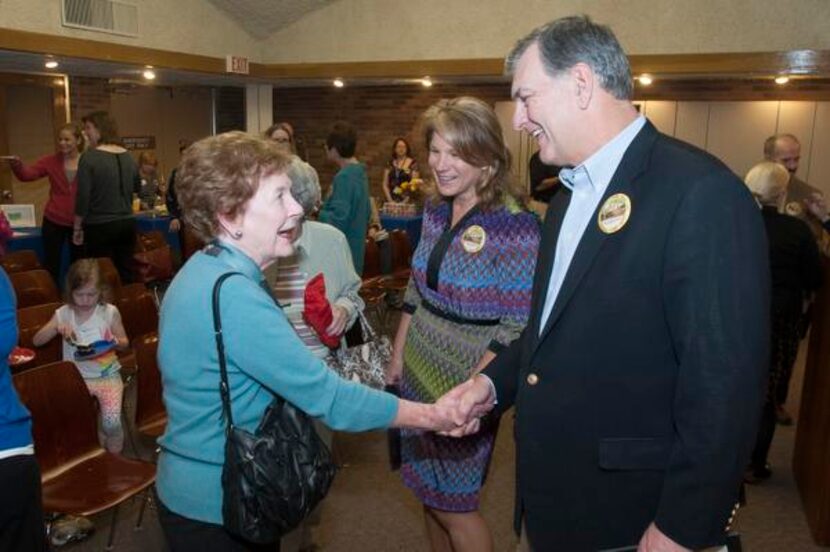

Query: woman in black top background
left=74, top=111, right=139, bottom=283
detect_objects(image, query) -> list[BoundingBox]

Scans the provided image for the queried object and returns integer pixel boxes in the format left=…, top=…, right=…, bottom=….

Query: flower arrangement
left=393, top=177, right=424, bottom=203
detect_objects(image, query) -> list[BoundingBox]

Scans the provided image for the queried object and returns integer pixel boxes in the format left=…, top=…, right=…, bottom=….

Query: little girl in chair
left=33, top=258, right=129, bottom=453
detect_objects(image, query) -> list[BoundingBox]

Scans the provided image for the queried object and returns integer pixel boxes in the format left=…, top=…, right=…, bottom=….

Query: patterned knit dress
left=400, top=198, right=540, bottom=512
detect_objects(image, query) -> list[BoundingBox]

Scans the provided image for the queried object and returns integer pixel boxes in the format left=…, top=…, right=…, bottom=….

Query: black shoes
left=744, top=464, right=773, bottom=485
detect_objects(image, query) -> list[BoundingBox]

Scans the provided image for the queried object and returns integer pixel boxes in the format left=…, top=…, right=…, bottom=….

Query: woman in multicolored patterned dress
left=386, top=97, right=541, bottom=552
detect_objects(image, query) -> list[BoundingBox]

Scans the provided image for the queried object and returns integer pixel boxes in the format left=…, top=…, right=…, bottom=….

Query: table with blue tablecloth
left=135, top=212, right=180, bottom=252
left=7, top=214, right=180, bottom=284
left=380, top=214, right=423, bottom=250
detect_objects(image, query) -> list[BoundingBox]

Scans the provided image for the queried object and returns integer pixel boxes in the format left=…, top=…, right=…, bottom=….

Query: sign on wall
left=122, top=136, right=156, bottom=150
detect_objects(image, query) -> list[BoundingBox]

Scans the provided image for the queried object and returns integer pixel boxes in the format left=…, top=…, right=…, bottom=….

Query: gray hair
left=505, top=15, right=633, bottom=100
left=285, top=156, right=321, bottom=215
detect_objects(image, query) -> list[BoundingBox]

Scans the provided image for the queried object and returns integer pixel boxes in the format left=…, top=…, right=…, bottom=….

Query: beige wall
left=260, top=0, right=830, bottom=63
left=6, top=83, right=212, bottom=222
left=640, top=100, right=830, bottom=192
left=0, top=0, right=259, bottom=59
left=7, top=85, right=56, bottom=222
left=110, top=85, right=213, bottom=178
left=500, top=99, right=830, bottom=196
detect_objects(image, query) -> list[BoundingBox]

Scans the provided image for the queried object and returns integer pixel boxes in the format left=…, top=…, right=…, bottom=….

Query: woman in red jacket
left=3, top=123, right=84, bottom=283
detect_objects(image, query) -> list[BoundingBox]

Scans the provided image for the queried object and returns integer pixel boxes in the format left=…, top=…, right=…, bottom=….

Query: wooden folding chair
left=95, top=257, right=123, bottom=293
left=133, top=332, right=167, bottom=440
left=9, top=269, right=60, bottom=308
left=15, top=302, right=63, bottom=372
left=13, top=361, right=156, bottom=550
left=114, top=283, right=159, bottom=340
left=1, top=249, right=42, bottom=273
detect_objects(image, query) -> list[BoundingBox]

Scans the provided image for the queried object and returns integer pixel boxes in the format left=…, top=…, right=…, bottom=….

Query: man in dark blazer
left=443, top=16, right=769, bottom=552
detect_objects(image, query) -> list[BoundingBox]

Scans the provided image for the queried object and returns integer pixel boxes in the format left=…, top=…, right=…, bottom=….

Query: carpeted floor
left=66, top=318, right=827, bottom=551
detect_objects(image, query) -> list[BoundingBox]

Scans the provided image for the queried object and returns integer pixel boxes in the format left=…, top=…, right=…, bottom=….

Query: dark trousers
left=157, top=495, right=278, bottom=552
left=41, top=217, right=79, bottom=287
left=751, top=300, right=801, bottom=469
left=81, top=217, right=136, bottom=284
left=0, top=454, right=48, bottom=552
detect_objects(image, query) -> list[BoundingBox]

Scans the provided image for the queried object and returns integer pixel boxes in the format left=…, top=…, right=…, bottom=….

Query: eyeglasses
left=272, top=137, right=290, bottom=144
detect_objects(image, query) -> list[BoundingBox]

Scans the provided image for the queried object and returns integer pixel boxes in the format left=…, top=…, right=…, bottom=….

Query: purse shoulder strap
left=212, top=271, right=243, bottom=429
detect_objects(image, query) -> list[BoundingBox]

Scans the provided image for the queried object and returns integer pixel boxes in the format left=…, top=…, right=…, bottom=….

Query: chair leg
left=135, top=488, right=152, bottom=530
left=106, top=504, right=120, bottom=550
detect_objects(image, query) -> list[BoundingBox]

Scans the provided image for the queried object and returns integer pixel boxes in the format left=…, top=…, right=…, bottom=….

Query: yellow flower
left=393, top=186, right=402, bottom=196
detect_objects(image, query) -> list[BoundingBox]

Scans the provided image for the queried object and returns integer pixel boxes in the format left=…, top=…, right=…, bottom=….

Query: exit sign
left=226, top=55, right=249, bottom=75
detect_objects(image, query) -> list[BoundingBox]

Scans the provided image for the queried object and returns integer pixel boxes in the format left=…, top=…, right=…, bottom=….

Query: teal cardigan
left=319, top=163, right=371, bottom=273
left=156, top=242, right=397, bottom=525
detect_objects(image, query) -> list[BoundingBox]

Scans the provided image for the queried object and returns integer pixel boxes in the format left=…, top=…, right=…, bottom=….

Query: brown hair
left=420, top=96, right=523, bottom=210
left=81, top=111, right=120, bottom=145
left=326, top=121, right=357, bottom=158
left=59, top=122, right=85, bottom=153
left=176, top=131, right=292, bottom=242
left=137, top=151, right=158, bottom=167
left=64, top=259, right=110, bottom=306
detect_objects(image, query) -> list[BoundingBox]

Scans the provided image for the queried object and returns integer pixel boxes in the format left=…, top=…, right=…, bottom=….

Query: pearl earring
left=233, top=230, right=243, bottom=239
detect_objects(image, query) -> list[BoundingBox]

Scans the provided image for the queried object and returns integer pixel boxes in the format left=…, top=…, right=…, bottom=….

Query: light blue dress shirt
left=539, top=116, right=646, bottom=332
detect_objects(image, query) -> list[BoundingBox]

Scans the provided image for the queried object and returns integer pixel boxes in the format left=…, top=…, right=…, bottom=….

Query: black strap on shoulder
left=212, top=271, right=243, bottom=429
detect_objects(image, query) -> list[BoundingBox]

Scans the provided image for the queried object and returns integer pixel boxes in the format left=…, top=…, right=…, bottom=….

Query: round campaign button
left=461, top=225, right=487, bottom=253
left=597, top=193, right=632, bottom=234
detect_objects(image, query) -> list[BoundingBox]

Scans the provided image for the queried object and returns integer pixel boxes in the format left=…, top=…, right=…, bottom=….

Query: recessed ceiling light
left=421, top=76, right=433, bottom=88
left=142, top=69, right=156, bottom=80
left=44, top=60, right=59, bottom=69
left=774, top=75, right=790, bottom=85
left=637, top=74, right=653, bottom=86
left=333, top=78, right=344, bottom=88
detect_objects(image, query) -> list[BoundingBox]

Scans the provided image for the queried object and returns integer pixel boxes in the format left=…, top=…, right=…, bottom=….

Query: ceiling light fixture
left=638, top=74, right=653, bottom=86
left=142, top=69, right=156, bottom=80
left=421, top=76, right=433, bottom=88
left=44, top=60, right=59, bottom=69
left=774, top=75, right=790, bottom=85
left=333, top=78, right=344, bottom=88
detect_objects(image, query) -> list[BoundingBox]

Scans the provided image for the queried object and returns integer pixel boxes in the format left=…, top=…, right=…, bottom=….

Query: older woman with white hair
left=263, top=155, right=365, bottom=552
left=743, top=160, right=822, bottom=484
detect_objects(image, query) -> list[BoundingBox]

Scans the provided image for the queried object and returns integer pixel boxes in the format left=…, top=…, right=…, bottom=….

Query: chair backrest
left=389, top=229, right=413, bottom=272
left=9, top=269, right=60, bottom=308
left=13, top=361, right=103, bottom=479
left=16, top=302, right=63, bottom=371
left=135, top=231, right=167, bottom=252
left=363, top=238, right=382, bottom=280
left=95, top=257, right=122, bottom=292
left=133, top=332, right=166, bottom=430
left=114, top=283, right=159, bottom=339
left=0, top=249, right=42, bottom=274
left=181, top=226, right=205, bottom=263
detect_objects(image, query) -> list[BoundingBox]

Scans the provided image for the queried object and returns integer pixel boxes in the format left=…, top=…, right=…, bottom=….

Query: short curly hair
left=176, top=131, right=292, bottom=242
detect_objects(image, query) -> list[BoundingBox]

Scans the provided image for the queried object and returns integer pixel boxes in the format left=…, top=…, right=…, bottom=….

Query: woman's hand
left=72, top=227, right=84, bottom=246
left=385, top=353, right=404, bottom=385
left=327, top=305, right=348, bottom=336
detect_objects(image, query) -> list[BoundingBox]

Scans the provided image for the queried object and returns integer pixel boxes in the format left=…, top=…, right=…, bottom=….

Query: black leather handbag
left=212, top=272, right=337, bottom=544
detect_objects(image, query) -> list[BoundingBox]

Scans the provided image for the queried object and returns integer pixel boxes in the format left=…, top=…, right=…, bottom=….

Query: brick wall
left=272, top=83, right=511, bottom=198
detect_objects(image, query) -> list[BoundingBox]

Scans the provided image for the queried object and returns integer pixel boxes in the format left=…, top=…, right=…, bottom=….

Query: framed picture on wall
left=0, top=204, right=36, bottom=228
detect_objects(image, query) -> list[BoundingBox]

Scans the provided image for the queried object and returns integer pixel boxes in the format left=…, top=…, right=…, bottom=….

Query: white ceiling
left=205, top=0, right=339, bottom=39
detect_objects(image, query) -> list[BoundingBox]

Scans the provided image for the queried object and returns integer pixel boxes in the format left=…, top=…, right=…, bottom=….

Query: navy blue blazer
left=484, top=122, right=769, bottom=551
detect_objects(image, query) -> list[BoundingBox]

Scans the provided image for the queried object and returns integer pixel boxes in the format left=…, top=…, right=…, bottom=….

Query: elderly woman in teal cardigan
left=156, top=132, right=457, bottom=552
